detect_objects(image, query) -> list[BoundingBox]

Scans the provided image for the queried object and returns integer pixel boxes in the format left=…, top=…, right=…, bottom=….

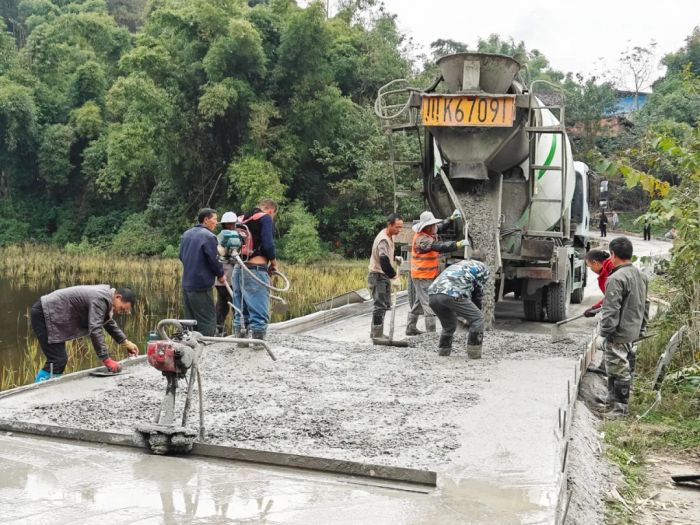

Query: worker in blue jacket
left=179, top=208, right=225, bottom=336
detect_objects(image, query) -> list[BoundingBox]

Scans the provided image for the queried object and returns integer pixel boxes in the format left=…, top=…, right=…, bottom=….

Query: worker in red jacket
left=584, top=249, right=614, bottom=317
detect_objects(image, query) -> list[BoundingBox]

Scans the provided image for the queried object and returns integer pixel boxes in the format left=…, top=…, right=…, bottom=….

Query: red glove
left=102, top=358, right=122, bottom=373
left=583, top=307, right=600, bottom=318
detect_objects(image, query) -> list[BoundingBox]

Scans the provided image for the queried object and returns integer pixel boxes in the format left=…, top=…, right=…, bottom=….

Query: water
left=0, top=274, right=297, bottom=388
left=0, top=274, right=177, bottom=385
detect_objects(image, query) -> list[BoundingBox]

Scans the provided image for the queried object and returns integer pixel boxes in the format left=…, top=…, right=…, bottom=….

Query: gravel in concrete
left=6, top=330, right=583, bottom=471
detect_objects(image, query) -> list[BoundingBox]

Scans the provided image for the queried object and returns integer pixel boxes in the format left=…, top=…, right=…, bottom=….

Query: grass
left=602, top=278, right=700, bottom=524
left=0, top=245, right=380, bottom=390
left=612, top=211, right=668, bottom=238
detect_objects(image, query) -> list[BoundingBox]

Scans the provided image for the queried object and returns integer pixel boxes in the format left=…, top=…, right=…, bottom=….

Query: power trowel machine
left=135, top=317, right=277, bottom=455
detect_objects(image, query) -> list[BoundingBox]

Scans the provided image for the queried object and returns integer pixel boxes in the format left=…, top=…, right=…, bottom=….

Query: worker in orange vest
left=406, top=210, right=465, bottom=335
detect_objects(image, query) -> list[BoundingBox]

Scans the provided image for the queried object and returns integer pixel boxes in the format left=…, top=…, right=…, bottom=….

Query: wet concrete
left=0, top=234, right=672, bottom=524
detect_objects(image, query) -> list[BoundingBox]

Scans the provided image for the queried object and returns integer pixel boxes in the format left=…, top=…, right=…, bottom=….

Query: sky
left=332, top=0, right=700, bottom=90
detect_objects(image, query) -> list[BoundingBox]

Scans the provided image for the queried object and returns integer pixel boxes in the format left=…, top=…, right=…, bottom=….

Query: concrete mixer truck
left=375, top=52, right=590, bottom=324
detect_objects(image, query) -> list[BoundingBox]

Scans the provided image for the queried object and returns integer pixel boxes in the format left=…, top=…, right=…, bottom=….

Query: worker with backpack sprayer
left=231, top=199, right=279, bottom=345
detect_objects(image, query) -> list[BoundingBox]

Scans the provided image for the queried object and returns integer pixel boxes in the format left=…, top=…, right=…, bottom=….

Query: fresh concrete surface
left=0, top=235, right=672, bottom=524
left=1, top=432, right=551, bottom=525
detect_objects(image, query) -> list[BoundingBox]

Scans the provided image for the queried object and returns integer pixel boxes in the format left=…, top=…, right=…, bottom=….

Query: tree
left=564, top=74, right=618, bottom=151
left=226, top=155, right=286, bottom=212
left=619, top=41, right=659, bottom=110
left=662, top=26, right=700, bottom=77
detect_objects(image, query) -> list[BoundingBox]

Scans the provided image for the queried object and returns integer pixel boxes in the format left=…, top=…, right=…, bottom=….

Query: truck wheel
left=547, top=274, right=570, bottom=322
left=523, top=288, right=545, bottom=321
left=571, top=285, right=584, bottom=304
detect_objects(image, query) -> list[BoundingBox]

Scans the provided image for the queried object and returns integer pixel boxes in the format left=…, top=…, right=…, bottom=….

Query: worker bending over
left=31, top=285, right=138, bottom=381
left=596, top=237, right=649, bottom=417
left=428, top=254, right=490, bottom=357
left=368, top=213, right=403, bottom=343
left=406, top=210, right=464, bottom=335
left=584, top=249, right=613, bottom=317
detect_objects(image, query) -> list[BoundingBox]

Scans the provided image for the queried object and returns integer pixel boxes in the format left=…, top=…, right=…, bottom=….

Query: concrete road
left=0, top=234, right=672, bottom=525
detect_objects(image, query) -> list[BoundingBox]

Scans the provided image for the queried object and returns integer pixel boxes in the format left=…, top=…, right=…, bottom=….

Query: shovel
left=373, top=290, right=409, bottom=347
left=550, top=309, right=599, bottom=343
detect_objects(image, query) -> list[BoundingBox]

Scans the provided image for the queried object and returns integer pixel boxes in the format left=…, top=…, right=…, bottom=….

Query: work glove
left=583, top=307, right=600, bottom=318
left=120, top=339, right=139, bottom=356
left=456, top=239, right=467, bottom=249
left=394, top=255, right=404, bottom=265
left=102, top=357, right=122, bottom=373
left=449, top=209, right=462, bottom=221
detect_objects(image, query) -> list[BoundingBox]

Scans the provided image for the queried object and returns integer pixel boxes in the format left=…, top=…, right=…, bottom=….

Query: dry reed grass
left=0, top=245, right=375, bottom=389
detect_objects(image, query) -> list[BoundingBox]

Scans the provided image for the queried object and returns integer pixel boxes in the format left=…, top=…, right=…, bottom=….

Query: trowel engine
left=136, top=321, right=204, bottom=455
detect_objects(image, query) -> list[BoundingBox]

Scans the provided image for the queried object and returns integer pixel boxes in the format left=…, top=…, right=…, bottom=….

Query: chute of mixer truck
left=375, top=52, right=590, bottom=324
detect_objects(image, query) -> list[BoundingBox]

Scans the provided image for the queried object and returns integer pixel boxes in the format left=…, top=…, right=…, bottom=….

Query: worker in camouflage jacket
left=596, top=236, right=650, bottom=417
left=428, top=255, right=490, bottom=358
left=406, top=209, right=465, bottom=336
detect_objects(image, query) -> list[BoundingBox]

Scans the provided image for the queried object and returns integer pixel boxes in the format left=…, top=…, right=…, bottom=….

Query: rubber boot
left=437, top=334, right=453, bottom=356
left=251, top=330, right=266, bottom=349
left=371, top=324, right=389, bottom=344
left=371, top=313, right=389, bottom=344
left=405, top=313, right=423, bottom=336
left=35, top=369, right=62, bottom=383
left=425, top=316, right=437, bottom=333
left=466, top=331, right=483, bottom=359
left=234, top=327, right=249, bottom=348
left=604, top=378, right=630, bottom=418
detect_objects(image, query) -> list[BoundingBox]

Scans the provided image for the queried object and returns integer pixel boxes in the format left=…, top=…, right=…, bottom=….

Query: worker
left=583, top=249, right=613, bottom=317
left=596, top=237, right=649, bottom=417
left=232, top=198, right=278, bottom=344
left=642, top=218, right=652, bottom=241
left=599, top=210, right=608, bottom=238
left=31, top=285, right=139, bottom=381
left=368, top=213, right=403, bottom=343
left=179, top=208, right=225, bottom=336
left=215, top=211, right=237, bottom=336
left=406, top=210, right=465, bottom=335
left=428, top=253, right=490, bottom=357
left=611, top=210, right=620, bottom=230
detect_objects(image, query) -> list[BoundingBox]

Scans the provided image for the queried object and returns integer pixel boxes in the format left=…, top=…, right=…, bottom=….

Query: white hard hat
left=220, top=211, right=237, bottom=224
left=412, top=211, right=443, bottom=232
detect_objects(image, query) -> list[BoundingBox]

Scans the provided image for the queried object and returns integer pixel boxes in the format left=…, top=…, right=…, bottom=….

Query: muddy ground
left=6, top=330, right=582, bottom=470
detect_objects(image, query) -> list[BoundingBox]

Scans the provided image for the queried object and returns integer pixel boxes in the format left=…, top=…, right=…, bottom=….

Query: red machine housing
left=146, top=341, right=178, bottom=373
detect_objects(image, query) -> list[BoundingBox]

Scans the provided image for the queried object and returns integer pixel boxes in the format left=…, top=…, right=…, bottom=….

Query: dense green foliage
left=0, top=0, right=413, bottom=256
left=1, top=2, right=697, bottom=260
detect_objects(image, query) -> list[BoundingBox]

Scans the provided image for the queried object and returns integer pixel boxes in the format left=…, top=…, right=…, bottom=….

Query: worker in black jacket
left=232, top=199, right=279, bottom=345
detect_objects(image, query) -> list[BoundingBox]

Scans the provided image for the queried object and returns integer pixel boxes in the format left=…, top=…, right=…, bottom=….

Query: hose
left=235, top=254, right=290, bottom=292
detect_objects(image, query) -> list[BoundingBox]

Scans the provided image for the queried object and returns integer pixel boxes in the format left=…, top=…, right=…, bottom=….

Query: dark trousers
left=643, top=225, right=651, bottom=241
left=183, top=288, right=216, bottom=336
left=30, top=301, right=68, bottom=374
left=215, top=285, right=232, bottom=332
left=600, top=224, right=607, bottom=237
left=429, top=293, right=484, bottom=338
left=367, top=272, right=391, bottom=325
